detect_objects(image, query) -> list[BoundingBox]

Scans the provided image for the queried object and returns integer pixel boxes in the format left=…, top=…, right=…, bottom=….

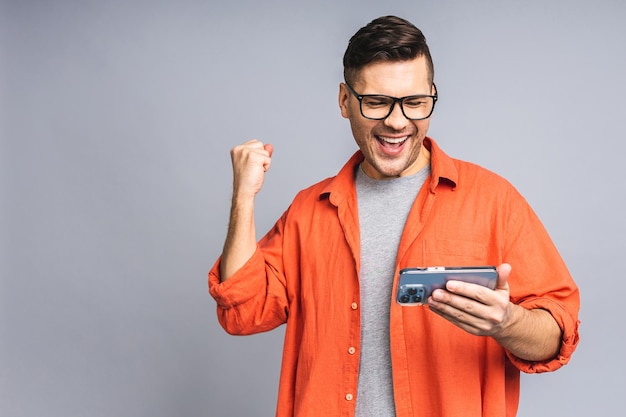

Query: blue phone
left=396, top=266, right=498, bottom=306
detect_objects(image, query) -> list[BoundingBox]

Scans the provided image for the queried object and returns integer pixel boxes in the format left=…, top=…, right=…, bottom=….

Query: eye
left=403, top=97, right=428, bottom=108
left=362, top=96, right=392, bottom=108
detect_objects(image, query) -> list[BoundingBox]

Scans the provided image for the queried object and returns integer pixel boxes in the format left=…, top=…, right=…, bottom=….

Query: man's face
left=339, top=56, right=434, bottom=179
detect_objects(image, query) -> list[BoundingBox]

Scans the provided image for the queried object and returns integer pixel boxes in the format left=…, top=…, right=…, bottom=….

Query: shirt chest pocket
left=418, top=239, right=490, bottom=266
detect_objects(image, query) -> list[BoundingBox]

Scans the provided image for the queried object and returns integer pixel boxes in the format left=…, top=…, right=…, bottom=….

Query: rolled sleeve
left=209, top=248, right=267, bottom=308
left=506, top=297, right=581, bottom=373
left=208, top=247, right=288, bottom=335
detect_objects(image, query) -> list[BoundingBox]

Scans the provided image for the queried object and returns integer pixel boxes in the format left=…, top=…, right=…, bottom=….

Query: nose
left=383, top=102, right=410, bottom=130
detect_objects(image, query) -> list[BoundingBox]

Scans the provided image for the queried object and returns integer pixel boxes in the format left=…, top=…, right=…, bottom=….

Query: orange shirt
left=209, top=138, right=580, bottom=417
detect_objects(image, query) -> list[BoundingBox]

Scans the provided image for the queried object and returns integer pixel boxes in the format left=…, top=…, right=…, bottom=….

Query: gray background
left=1, top=0, right=624, bottom=416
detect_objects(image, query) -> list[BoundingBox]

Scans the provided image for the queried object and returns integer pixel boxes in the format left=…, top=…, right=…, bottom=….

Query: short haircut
left=343, top=15, right=434, bottom=85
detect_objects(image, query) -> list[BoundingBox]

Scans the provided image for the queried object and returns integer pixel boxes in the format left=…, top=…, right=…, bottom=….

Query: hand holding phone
left=396, top=266, right=498, bottom=306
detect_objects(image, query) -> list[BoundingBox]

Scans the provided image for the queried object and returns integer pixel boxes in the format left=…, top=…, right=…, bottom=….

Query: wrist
left=492, top=302, right=524, bottom=341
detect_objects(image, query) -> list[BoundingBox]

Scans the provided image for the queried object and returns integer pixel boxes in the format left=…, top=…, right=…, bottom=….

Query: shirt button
left=348, top=347, right=356, bottom=355
left=351, top=302, right=358, bottom=310
left=345, top=393, right=353, bottom=401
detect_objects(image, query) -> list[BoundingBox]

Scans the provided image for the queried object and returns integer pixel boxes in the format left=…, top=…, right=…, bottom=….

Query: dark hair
left=343, top=15, right=434, bottom=85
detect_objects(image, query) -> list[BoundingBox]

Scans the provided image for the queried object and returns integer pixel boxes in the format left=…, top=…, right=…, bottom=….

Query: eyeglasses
left=344, top=81, right=438, bottom=121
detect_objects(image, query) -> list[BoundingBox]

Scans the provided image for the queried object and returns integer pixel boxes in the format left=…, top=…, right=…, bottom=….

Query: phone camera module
left=399, top=285, right=426, bottom=305
left=410, top=286, right=425, bottom=303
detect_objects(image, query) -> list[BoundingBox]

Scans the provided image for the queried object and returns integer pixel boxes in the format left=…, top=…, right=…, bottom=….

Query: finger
left=261, top=144, right=273, bottom=172
left=430, top=290, right=489, bottom=320
left=231, top=140, right=272, bottom=162
left=242, top=138, right=265, bottom=148
left=444, top=280, right=494, bottom=305
left=428, top=300, right=488, bottom=335
left=231, top=140, right=260, bottom=159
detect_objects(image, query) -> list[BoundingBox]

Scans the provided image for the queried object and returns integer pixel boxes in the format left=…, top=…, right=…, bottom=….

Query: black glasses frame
left=344, top=81, right=438, bottom=121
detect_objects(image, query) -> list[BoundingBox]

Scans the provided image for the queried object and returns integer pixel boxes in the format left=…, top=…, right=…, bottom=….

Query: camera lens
left=413, top=295, right=422, bottom=303
left=400, top=294, right=410, bottom=303
left=408, top=287, right=418, bottom=295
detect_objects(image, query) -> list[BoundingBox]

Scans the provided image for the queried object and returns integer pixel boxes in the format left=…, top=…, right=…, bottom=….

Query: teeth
left=379, top=136, right=408, bottom=144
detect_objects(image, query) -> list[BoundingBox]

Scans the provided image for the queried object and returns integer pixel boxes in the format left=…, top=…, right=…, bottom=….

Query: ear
left=338, top=83, right=351, bottom=119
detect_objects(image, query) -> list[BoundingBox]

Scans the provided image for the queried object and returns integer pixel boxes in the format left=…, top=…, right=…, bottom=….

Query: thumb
left=496, top=263, right=512, bottom=291
left=264, top=143, right=274, bottom=157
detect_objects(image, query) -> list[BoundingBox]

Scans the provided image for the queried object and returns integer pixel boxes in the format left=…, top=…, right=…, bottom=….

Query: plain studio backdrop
left=1, top=0, right=624, bottom=416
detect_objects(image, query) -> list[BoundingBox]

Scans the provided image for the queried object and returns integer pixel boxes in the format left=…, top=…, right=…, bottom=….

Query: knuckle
left=463, top=301, right=475, bottom=312
left=473, top=288, right=490, bottom=303
left=453, top=310, right=466, bottom=321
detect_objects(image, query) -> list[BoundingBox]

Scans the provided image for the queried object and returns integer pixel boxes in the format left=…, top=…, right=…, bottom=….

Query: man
left=209, top=15, right=580, bottom=417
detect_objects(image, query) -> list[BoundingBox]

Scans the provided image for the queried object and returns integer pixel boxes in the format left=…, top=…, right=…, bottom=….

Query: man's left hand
left=427, top=263, right=513, bottom=337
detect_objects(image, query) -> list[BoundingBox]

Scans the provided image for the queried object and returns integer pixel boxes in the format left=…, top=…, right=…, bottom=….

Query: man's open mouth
left=377, top=135, right=409, bottom=148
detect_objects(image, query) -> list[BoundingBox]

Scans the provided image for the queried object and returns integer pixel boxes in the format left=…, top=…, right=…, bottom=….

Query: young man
left=209, top=15, right=580, bottom=417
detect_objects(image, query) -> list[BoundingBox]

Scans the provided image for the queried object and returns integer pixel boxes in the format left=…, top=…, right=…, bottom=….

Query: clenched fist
left=230, top=139, right=274, bottom=199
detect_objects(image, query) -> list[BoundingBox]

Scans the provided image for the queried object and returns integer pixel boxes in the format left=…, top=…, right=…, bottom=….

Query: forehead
left=355, top=56, right=431, bottom=95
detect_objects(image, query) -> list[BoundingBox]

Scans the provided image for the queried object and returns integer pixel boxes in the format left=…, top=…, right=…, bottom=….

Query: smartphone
left=396, top=266, right=498, bottom=306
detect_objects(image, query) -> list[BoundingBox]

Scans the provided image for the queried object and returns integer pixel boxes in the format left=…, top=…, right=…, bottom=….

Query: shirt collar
left=423, top=137, right=458, bottom=192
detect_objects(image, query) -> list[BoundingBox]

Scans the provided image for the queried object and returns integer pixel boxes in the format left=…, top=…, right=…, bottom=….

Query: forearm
left=494, top=304, right=562, bottom=362
left=219, top=195, right=257, bottom=282
left=218, top=140, right=273, bottom=282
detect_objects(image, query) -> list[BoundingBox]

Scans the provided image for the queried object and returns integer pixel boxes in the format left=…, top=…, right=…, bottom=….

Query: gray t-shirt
left=354, top=164, right=430, bottom=417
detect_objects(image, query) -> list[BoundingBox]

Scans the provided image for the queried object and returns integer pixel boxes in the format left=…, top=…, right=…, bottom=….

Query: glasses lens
left=401, top=96, right=435, bottom=120
left=359, top=96, right=393, bottom=119
left=360, top=95, right=435, bottom=120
